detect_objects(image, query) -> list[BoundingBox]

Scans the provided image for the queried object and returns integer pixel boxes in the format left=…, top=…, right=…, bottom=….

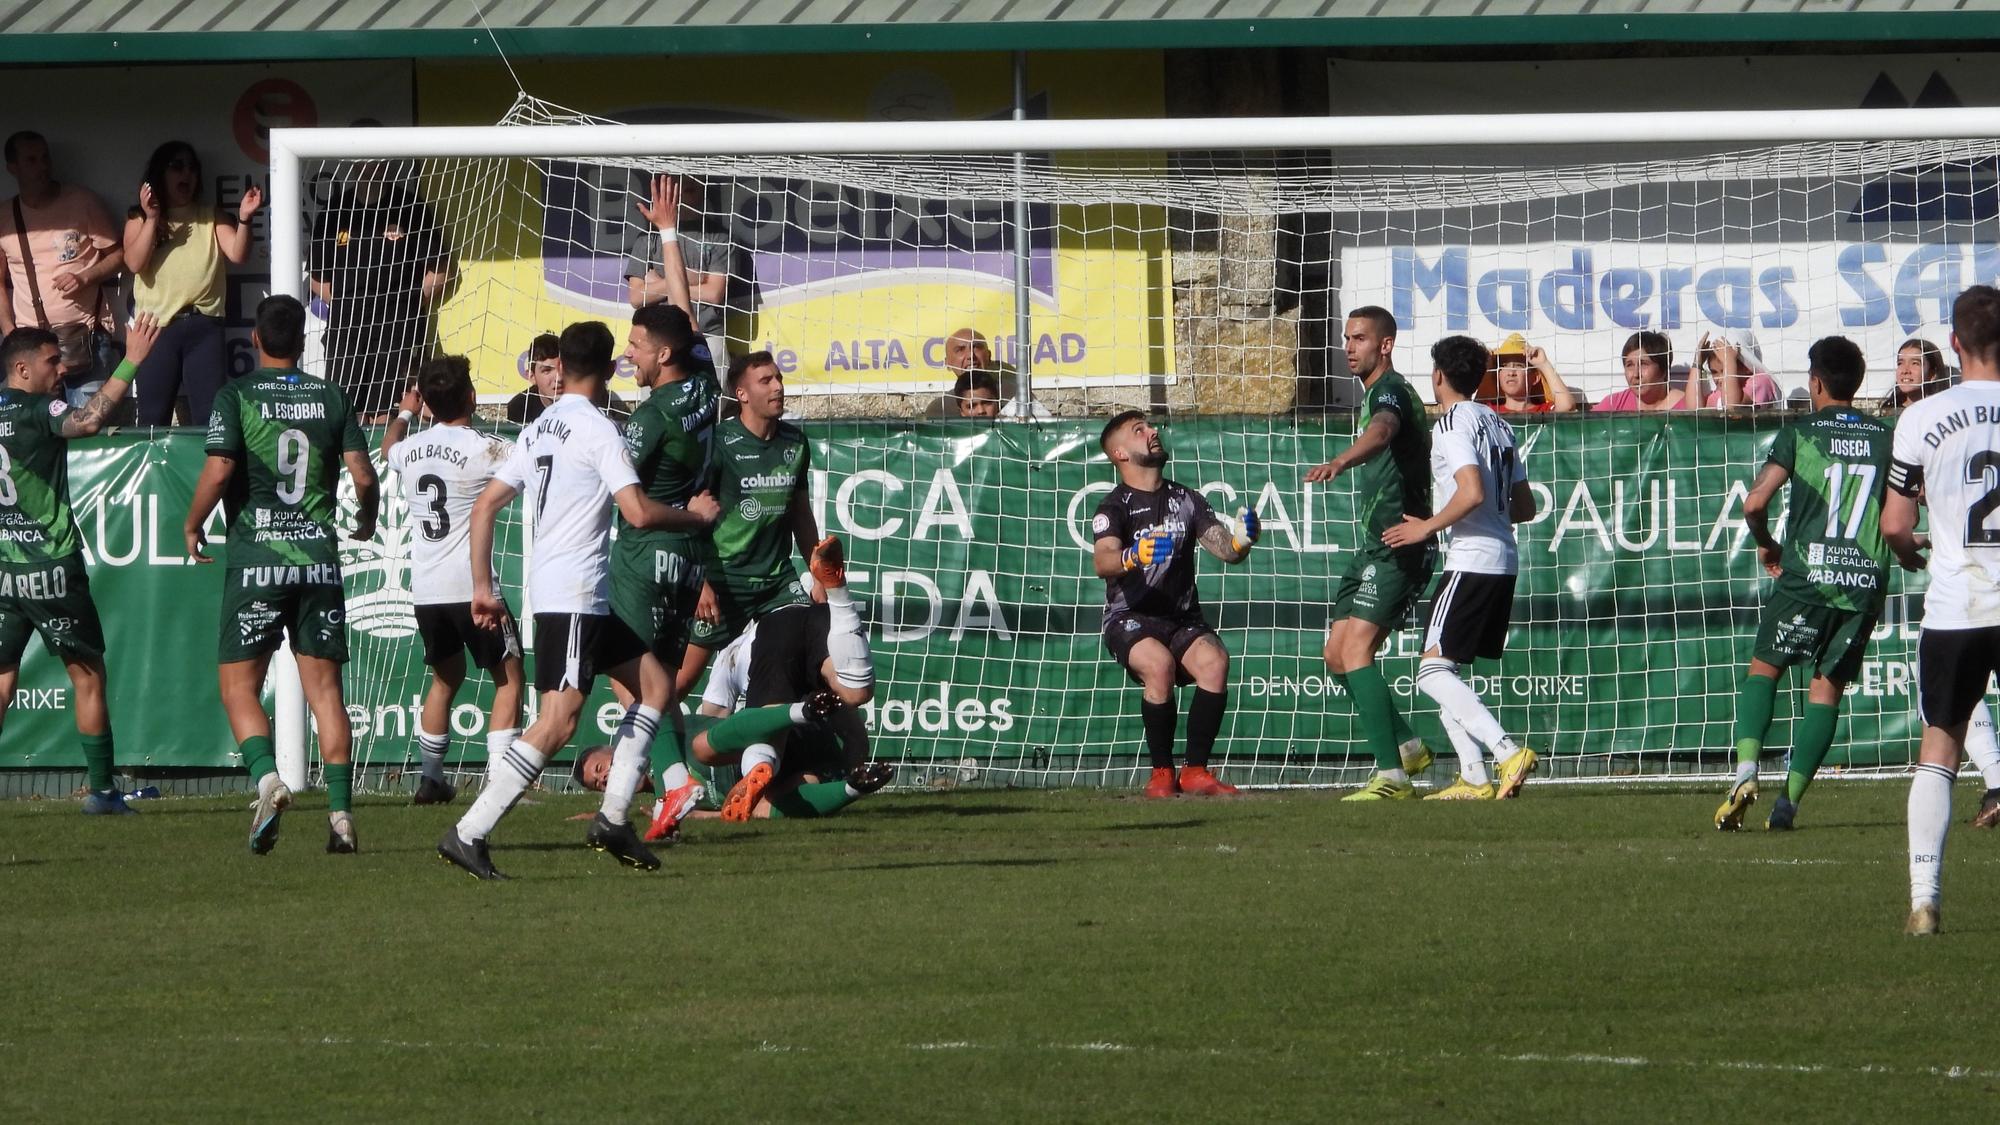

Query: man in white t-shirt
left=380, top=356, right=524, bottom=806
left=1883, top=284, right=2000, bottom=936
left=1381, top=335, right=1540, bottom=800
left=439, top=321, right=720, bottom=880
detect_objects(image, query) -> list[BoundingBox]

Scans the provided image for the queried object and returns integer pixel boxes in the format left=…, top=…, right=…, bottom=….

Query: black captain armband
left=1887, top=458, right=1923, bottom=497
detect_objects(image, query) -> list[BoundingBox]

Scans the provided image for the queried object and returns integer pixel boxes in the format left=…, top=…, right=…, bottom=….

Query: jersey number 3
left=415, top=474, right=450, bottom=541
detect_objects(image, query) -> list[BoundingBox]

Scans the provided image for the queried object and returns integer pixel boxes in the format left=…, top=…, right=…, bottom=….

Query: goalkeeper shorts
left=1103, top=611, right=1218, bottom=686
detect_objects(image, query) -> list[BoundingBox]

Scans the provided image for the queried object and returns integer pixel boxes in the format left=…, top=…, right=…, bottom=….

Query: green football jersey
left=1767, top=405, right=1893, bottom=612
left=205, top=369, right=366, bottom=569
left=1353, top=368, right=1432, bottom=556
left=617, top=369, right=721, bottom=551
left=0, top=388, right=81, bottom=564
left=706, top=416, right=810, bottom=598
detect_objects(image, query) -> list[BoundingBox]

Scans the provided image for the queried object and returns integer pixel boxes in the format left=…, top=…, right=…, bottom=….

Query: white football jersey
left=701, top=622, right=758, bottom=713
left=388, top=424, right=513, bottom=606
left=1431, top=401, right=1526, bottom=575
left=494, top=394, right=640, bottom=616
left=1889, top=381, right=2000, bottom=629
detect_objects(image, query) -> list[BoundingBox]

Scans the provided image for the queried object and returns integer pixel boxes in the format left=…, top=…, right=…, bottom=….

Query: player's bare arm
left=1196, top=505, right=1260, bottom=565
left=183, top=453, right=235, bottom=563
left=1383, top=463, right=1480, bottom=549
left=378, top=383, right=423, bottom=462
left=467, top=477, right=518, bottom=627
left=1741, top=461, right=1791, bottom=576
left=613, top=484, right=721, bottom=532
left=344, top=450, right=379, bottom=541
left=59, top=313, right=158, bottom=439
left=631, top=174, right=696, bottom=321
left=1881, top=489, right=1927, bottom=572
left=1305, top=410, right=1398, bottom=483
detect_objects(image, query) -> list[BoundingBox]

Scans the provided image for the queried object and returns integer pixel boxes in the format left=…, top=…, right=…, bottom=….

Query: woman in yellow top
left=122, top=141, right=260, bottom=426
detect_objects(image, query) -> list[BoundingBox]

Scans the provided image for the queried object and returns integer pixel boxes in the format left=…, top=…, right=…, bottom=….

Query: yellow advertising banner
left=412, top=53, right=1169, bottom=400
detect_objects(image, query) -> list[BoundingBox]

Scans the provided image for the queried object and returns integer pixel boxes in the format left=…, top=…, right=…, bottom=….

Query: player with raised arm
left=184, top=295, right=379, bottom=854
left=613, top=174, right=724, bottom=843
left=1712, top=337, right=1891, bottom=832
left=1883, top=285, right=2000, bottom=936
left=0, top=314, right=158, bottom=814
left=379, top=356, right=524, bottom=805
left=1093, top=411, right=1259, bottom=798
left=1381, top=336, right=1539, bottom=800
left=437, top=321, right=720, bottom=881
left=675, top=351, right=817, bottom=705
left=1305, top=306, right=1436, bottom=801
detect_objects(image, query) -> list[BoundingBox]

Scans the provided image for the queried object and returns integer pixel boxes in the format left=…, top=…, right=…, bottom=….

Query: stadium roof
left=0, top=0, right=1996, bottom=65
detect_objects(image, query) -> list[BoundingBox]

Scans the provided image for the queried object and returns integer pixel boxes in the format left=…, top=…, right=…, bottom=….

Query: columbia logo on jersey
left=740, top=471, right=796, bottom=490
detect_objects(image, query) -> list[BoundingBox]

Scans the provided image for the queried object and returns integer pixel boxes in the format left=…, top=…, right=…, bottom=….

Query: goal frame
left=264, top=105, right=2000, bottom=788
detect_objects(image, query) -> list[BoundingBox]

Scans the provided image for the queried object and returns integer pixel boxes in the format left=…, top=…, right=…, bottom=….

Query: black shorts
left=1918, top=626, right=2000, bottom=729
left=533, top=612, right=648, bottom=694
left=1103, top=612, right=1218, bottom=687
left=1422, top=570, right=1517, bottom=664
left=744, top=603, right=826, bottom=709
left=416, top=601, right=521, bottom=672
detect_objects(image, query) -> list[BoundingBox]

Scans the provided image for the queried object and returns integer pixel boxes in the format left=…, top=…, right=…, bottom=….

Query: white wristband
left=659, top=226, right=678, bottom=239
left=397, top=410, right=415, bottom=424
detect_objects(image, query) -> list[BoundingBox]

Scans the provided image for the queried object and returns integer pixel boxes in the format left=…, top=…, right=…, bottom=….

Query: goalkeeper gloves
left=1121, top=532, right=1177, bottom=572
left=1232, top=506, right=1261, bottom=553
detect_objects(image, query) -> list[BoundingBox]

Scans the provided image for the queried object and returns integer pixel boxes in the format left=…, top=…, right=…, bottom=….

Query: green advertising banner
left=3, top=415, right=1937, bottom=782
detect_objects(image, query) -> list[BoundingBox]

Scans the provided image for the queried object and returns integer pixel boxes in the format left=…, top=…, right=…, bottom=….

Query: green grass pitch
left=5, top=782, right=2000, bottom=1122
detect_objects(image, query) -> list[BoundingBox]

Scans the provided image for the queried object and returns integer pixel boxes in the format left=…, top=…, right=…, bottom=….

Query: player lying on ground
left=1093, top=410, right=1259, bottom=798
left=380, top=357, right=525, bottom=805
left=0, top=313, right=158, bottom=814
left=1883, top=284, right=2000, bottom=936
left=185, top=295, right=378, bottom=855
left=437, top=321, right=720, bottom=881
left=570, top=691, right=894, bottom=824
left=1305, top=305, right=1437, bottom=800
left=1382, top=335, right=1540, bottom=801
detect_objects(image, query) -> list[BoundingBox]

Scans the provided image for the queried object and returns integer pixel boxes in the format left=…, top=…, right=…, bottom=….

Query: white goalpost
left=266, top=103, right=2000, bottom=792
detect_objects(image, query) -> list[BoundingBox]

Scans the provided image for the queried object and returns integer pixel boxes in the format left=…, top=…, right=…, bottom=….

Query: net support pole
left=267, top=136, right=310, bottom=792
left=1011, top=50, right=1032, bottom=411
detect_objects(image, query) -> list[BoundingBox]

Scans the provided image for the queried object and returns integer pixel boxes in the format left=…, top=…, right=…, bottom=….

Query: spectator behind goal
left=1485, top=332, right=1578, bottom=414
left=0, top=131, right=128, bottom=417
left=1592, top=331, right=1696, bottom=412
left=1879, top=337, right=1952, bottom=416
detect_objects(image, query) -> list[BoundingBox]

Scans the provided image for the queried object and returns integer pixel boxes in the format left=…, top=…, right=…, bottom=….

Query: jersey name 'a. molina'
left=1093, top=480, right=1222, bottom=624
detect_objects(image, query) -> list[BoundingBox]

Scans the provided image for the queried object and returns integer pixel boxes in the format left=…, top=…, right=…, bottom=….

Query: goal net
left=273, top=96, right=2000, bottom=792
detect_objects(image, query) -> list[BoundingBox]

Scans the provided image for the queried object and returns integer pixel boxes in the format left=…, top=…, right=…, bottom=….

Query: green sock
left=705, top=704, right=797, bottom=756
left=651, top=713, right=689, bottom=792
left=240, top=735, right=277, bottom=782
left=1786, top=702, right=1841, bottom=802
left=324, top=763, right=353, bottom=813
left=81, top=731, right=115, bottom=792
left=1390, top=707, right=1417, bottom=748
left=1343, top=664, right=1404, bottom=772
left=1732, top=674, right=1779, bottom=763
left=767, top=779, right=858, bottom=819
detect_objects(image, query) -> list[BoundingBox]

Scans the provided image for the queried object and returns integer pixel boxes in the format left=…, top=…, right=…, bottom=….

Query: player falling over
left=1883, top=284, right=2000, bottom=936
left=438, top=321, right=720, bottom=881
left=1381, top=336, right=1540, bottom=800
left=1715, top=336, right=1895, bottom=832
left=674, top=350, right=817, bottom=706
left=1305, top=305, right=1436, bottom=801
left=606, top=173, right=724, bottom=843
left=184, top=295, right=379, bottom=855
left=1093, top=410, right=1259, bottom=798
left=577, top=537, right=892, bottom=825
left=380, top=356, right=525, bottom=805
left=0, top=314, right=158, bottom=814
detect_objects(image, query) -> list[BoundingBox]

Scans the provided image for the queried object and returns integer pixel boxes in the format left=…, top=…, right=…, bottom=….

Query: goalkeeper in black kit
left=1092, top=410, right=1261, bottom=798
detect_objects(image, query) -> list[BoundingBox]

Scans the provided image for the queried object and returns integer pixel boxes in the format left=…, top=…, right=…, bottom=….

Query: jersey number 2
left=1968, top=449, right=2000, bottom=547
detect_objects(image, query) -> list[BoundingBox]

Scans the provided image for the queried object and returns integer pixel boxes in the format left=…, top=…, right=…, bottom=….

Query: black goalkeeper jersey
left=1093, top=479, right=1222, bottom=626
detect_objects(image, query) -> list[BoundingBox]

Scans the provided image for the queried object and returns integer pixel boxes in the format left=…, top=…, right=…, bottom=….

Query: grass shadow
left=834, top=856, right=1059, bottom=873
left=862, top=803, right=1039, bottom=818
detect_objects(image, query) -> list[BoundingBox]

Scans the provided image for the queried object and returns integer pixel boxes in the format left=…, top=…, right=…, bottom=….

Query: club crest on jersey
left=1361, top=564, right=1378, bottom=582
left=1092, top=513, right=1110, bottom=536
left=47, top=399, right=67, bottom=417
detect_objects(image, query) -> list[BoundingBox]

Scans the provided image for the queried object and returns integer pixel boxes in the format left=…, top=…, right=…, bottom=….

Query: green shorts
left=220, top=562, right=349, bottom=665
left=1751, top=589, right=1877, bottom=684
left=0, top=555, right=105, bottom=667
left=611, top=538, right=705, bottom=666
left=688, top=577, right=810, bottom=652
left=1331, top=548, right=1435, bottom=629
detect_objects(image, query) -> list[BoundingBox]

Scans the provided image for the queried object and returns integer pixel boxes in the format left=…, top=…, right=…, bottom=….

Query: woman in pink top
left=1696, top=330, right=1783, bottom=408
left=1592, top=330, right=1696, bottom=412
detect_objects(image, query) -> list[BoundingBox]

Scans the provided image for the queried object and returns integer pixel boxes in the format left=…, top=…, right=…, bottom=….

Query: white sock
left=1734, top=760, right=1759, bottom=788
left=1416, top=658, right=1511, bottom=759
left=1908, top=761, right=1956, bottom=908
left=742, top=741, right=781, bottom=778
left=456, top=739, right=546, bottom=843
left=600, top=705, right=661, bottom=825
left=416, top=729, right=450, bottom=781
left=1437, top=709, right=1490, bottom=786
left=1377, top=767, right=1408, bottom=784
left=485, top=728, right=520, bottom=781
left=1964, top=701, right=2000, bottom=790
left=661, top=762, right=692, bottom=790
